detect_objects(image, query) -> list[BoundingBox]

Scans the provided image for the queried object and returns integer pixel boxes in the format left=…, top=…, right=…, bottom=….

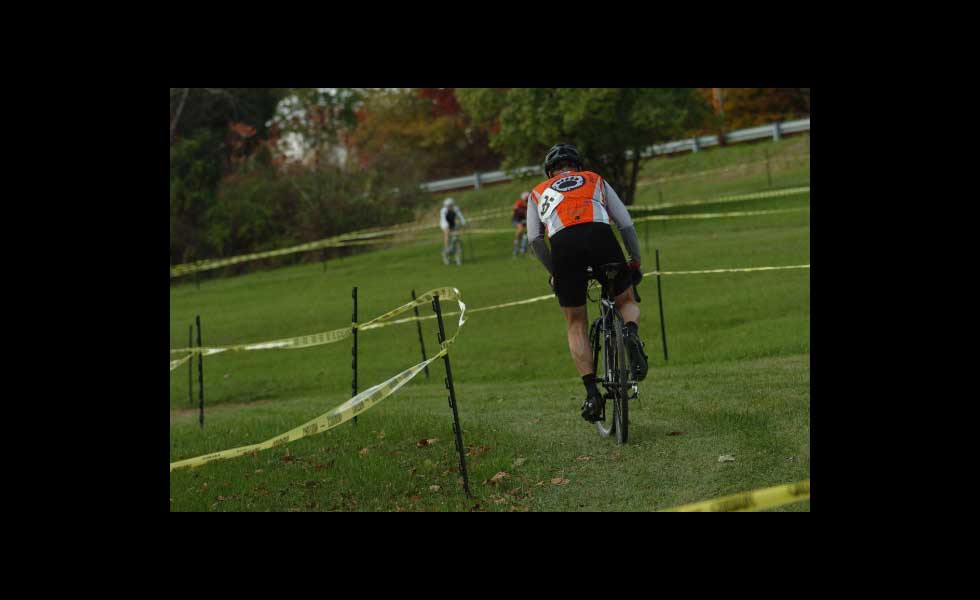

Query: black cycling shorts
left=549, top=222, right=631, bottom=307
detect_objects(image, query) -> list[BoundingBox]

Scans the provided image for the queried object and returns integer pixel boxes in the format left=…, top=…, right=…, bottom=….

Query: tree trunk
left=170, top=88, right=190, bottom=144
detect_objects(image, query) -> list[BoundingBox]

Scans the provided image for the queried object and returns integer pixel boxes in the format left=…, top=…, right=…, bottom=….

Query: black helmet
left=543, top=144, right=583, bottom=177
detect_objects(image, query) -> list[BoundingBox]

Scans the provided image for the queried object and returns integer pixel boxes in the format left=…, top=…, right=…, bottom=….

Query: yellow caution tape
left=170, top=187, right=809, bottom=278
left=170, top=288, right=466, bottom=472
left=659, top=479, right=810, bottom=512
left=633, top=207, right=808, bottom=224
left=631, top=186, right=810, bottom=212
left=170, top=354, right=192, bottom=371
left=169, top=263, right=807, bottom=364
left=466, top=228, right=523, bottom=235
left=170, top=286, right=461, bottom=357
left=170, top=232, right=394, bottom=278
left=637, top=155, right=808, bottom=187
left=646, top=264, right=809, bottom=277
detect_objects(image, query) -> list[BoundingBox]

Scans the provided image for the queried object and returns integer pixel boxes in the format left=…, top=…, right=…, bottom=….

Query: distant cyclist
left=526, top=144, right=648, bottom=423
left=440, top=197, right=468, bottom=265
left=512, top=192, right=529, bottom=257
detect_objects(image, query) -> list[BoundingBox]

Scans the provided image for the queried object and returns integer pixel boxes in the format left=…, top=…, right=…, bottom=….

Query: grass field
left=169, top=135, right=810, bottom=512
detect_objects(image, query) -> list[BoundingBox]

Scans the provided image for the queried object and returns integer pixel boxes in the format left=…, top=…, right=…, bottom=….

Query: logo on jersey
left=551, top=175, right=585, bottom=193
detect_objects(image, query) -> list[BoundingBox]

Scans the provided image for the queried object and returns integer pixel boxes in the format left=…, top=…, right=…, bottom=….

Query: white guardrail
left=420, top=117, right=810, bottom=193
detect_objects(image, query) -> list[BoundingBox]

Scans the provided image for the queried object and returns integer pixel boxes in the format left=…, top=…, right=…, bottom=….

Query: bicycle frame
left=588, top=266, right=639, bottom=421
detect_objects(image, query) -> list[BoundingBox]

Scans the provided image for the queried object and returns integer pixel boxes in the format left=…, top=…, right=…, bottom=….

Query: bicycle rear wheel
left=596, top=314, right=629, bottom=444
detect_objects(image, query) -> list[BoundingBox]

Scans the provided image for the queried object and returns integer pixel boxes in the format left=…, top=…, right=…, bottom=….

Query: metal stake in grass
left=352, top=286, right=358, bottom=427
left=655, top=249, right=669, bottom=362
left=412, top=289, right=429, bottom=379
left=196, top=315, right=204, bottom=427
left=188, top=324, right=193, bottom=405
left=432, top=293, right=472, bottom=498
left=765, top=148, right=772, bottom=187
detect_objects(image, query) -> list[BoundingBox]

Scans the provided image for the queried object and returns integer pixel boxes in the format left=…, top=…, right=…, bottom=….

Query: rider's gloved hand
left=628, top=261, right=643, bottom=285
left=548, top=275, right=556, bottom=292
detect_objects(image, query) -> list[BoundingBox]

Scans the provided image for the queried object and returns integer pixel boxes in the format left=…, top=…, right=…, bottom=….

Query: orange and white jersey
left=529, top=170, right=612, bottom=238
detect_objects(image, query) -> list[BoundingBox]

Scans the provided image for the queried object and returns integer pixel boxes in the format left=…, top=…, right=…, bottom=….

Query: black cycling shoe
left=624, top=329, right=649, bottom=381
left=580, top=392, right=605, bottom=423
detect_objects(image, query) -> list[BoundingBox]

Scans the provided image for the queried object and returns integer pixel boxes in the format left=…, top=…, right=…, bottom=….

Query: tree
left=350, top=88, right=501, bottom=181
left=267, top=88, right=363, bottom=173
left=700, top=88, right=810, bottom=131
left=457, top=88, right=710, bottom=205
left=170, top=88, right=285, bottom=264
left=170, top=88, right=285, bottom=152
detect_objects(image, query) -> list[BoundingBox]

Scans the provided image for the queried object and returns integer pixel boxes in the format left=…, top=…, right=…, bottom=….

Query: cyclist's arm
left=603, top=180, right=642, bottom=265
left=526, top=194, right=554, bottom=275
left=456, top=209, right=467, bottom=227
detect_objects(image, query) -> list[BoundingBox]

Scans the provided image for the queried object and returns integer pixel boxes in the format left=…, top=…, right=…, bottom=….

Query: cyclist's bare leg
left=513, top=223, right=525, bottom=255
left=614, top=286, right=640, bottom=325
left=561, top=305, right=594, bottom=375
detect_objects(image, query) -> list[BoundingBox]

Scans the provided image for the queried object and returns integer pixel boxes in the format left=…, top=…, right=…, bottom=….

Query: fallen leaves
left=417, top=438, right=439, bottom=448
left=484, top=471, right=509, bottom=485
left=359, top=448, right=370, bottom=457
left=718, top=455, right=736, bottom=463
left=466, top=444, right=490, bottom=457
left=513, top=457, right=526, bottom=467
left=429, top=485, right=441, bottom=492
left=575, top=455, right=592, bottom=462
left=667, top=431, right=686, bottom=436
left=551, top=477, right=570, bottom=486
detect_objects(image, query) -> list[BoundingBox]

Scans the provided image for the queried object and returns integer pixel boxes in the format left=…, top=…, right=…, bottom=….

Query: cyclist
left=512, top=192, right=529, bottom=256
left=440, top=197, right=467, bottom=265
left=526, top=144, right=649, bottom=423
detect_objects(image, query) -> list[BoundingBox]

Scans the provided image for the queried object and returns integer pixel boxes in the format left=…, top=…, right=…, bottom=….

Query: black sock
left=582, top=373, right=600, bottom=396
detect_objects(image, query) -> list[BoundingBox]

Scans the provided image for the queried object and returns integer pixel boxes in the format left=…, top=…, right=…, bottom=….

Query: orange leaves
left=229, top=122, right=257, bottom=139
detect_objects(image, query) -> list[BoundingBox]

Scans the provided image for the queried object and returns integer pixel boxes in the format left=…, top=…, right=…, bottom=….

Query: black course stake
left=765, top=148, right=772, bottom=187
left=188, top=324, right=193, bottom=405
left=411, top=289, right=430, bottom=379
left=655, top=250, right=669, bottom=362
left=432, top=293, right=472, bottom=498
left=352, top=287, right=358, bottom=427
left=196, top=315, right=204, bottom=427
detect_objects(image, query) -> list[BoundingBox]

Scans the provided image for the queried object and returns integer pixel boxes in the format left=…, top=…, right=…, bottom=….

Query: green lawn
left=169, top=137, right=810, bottom=512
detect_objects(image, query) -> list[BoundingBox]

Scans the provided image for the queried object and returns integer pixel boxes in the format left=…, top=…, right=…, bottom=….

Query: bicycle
left=443, top=228, right=465, bottom=265
left=587, top=262, right=642, bottom=444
